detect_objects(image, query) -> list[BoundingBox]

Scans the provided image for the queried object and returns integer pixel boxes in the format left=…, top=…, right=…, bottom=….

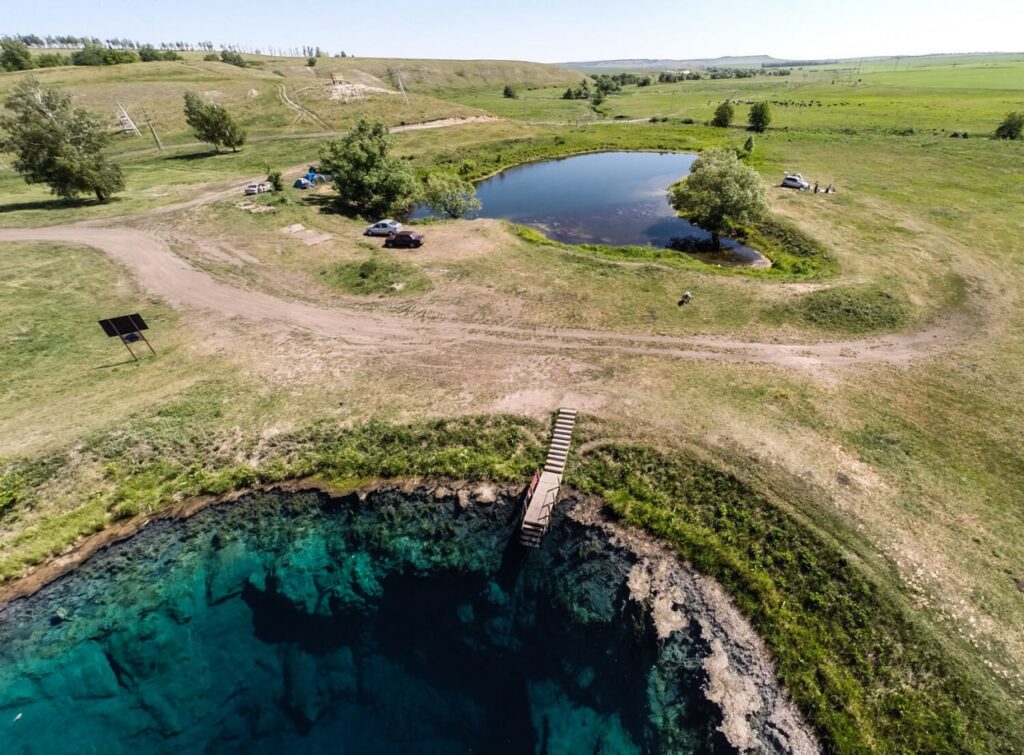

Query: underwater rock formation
left=0, top=485, right=817, bottom=754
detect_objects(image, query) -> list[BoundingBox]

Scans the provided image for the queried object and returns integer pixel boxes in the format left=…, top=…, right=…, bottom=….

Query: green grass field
left=2, top=50, right=1024, bottom=753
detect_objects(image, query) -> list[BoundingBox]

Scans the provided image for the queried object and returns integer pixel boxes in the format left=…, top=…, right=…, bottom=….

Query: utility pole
left=142, top=109, right=164, bottom=152
left=397, top=71, right=410, bottom=105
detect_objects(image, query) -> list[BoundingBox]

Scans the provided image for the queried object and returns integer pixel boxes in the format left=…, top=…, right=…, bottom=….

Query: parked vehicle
left=244, top=182, right=271, bottom=195
left=365, top=219, right=402, bottom=236
left=384, top=230, right=425, bottom=249
left=781, top=173, right=810, bottom=190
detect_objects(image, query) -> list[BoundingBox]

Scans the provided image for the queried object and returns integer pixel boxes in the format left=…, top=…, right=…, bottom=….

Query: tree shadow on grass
left=301, top=193, right=350, bottom=216
left=0, top=196, right=123, bottom=214
left=165, top=150, right=229, bottom=162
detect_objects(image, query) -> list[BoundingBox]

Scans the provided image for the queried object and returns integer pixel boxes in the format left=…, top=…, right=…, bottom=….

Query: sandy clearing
left=0, top=225, right=957, bottom=370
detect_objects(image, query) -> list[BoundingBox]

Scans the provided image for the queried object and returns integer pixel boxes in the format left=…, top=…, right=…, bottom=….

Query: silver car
left=781, top=173, right=810, bottom=190
left=365, top=219, right=402, bottom=236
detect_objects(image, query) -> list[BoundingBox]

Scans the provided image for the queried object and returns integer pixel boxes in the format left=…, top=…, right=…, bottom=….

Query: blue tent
left=293, top=178, right=311, bottom=189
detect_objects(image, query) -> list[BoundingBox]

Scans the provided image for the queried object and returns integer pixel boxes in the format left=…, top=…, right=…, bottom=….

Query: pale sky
left=4, top=0, right=1022, bottom=62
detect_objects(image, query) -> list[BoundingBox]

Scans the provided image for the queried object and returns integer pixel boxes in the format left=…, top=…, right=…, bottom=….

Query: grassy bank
left=570, top=442, right=1022, bottom=754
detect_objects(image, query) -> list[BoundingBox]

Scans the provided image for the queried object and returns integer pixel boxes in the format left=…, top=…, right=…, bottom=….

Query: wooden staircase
left=520, top=408, right=577, bottom=548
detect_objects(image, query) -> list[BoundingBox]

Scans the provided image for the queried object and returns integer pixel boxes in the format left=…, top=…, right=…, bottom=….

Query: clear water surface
left=0, top=489, right=736, bottom=755
left=413, top=151, right=763, bottom=263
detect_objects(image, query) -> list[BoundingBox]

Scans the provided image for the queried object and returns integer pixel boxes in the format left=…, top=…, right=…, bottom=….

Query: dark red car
left=383, top=230, right=424, bottom=248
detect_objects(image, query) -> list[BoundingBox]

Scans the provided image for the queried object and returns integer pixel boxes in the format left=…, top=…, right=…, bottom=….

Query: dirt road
left=0, top=225, right=953, bottom=369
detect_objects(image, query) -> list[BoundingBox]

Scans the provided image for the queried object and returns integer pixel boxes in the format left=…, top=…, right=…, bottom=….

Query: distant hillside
left=562, top=51, right=1022, bottom=71
left=562, top=56, right=785, bottom=70
left=317, top=57, right=580, bottom=93
left=0, top=54, right=577, bottom=150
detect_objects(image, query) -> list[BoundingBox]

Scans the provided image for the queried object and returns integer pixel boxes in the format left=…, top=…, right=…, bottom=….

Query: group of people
left=813, top=181, right=836, bottom=194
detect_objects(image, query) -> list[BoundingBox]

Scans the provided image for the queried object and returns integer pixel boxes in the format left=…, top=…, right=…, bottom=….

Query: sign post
left=98, top=313, right=155, bottom=361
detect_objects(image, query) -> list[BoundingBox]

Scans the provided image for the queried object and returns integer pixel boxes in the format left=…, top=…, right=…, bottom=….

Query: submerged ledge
left=0, top=480, right=819, bottom=753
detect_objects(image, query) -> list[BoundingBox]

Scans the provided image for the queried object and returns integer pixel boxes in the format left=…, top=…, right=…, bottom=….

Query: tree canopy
left=0, top=79, right=125, bottom=202
left=422, top=172, right=481, bottom=219
left=748, top=101, right=772, bottom=132
left=0, top=40, right=34, bottom=72
left=319, top=119, right=420, bottom=218
left=669, top=148, right=767, bottom=249
left=183, top=91, right=247, bottom=152
left=712, top=101, right=734, bottom=127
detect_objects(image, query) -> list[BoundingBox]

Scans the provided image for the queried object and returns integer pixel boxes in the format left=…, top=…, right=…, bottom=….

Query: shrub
left=267, top=171, right=284, bottom=192
left=34, top=52, right=69, bottom=68
left=139, top=46, right=181, bottom=62
left=995, top=111, right=1023, bottom=140
left=0, top=40, right=34, bottom=72
left=320, top=256, right=431, bottom=296
left=786, top=285, right=910, bottom=332
left=502, top=84, right=517, bottom=99
left=69, top=45, right=137, bottom=66
left=422, top=171, right=481, bottom=219
left=681, top=117, right=695, bottom=124
left=219, top=50, right=246, bottom=67
left=203, top=53, right=219, bottom=61
left=307, top=56, right=317, bottom=67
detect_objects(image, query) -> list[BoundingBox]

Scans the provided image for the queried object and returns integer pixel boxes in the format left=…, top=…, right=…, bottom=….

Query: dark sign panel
left=98, top=313, right=148, bottom=338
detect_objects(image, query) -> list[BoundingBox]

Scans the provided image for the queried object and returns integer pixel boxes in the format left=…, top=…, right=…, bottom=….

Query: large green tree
left=712, top=101, right=734, bottom=127
left=0, top=79, right=125, bottom=202
left=748, top=101, right=772, bottom=132
left=0, top=40, right=34, bottom=72
left=319, top=119, right=420, bottom=218
left=669, top=148, right=767, bottom=249
left=422, top=172, right=481, bottom=219
left=183, top=91, right=247, bottom=152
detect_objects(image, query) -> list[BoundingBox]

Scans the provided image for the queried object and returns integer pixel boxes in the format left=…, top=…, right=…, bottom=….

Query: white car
left=365, top=219, right=402, bottom=236
left=244, top=182, right=271, bottom=196
left=781, top=173, right=810, bottom=190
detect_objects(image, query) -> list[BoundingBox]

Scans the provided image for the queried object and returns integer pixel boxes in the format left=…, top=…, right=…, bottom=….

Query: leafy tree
left=319, top=118, right=420, bottom=218
left=669, top=148, right=767, bottom=249
left=503, top=84, right=517, bottom=99
left=422, top=171, right=481, bottom=218
left=0, top=78, right=125, bottom=202
left=1, top=40, right=34, bottom=71
left=267, top=171, right=284, bottom=192
left=183, top=91, right=247, bottom=152
left=748, top=101, right=772, bottom=132
left=712, top=101, right=734, bottom=127
left=995, top=111, right=1023, bottom=140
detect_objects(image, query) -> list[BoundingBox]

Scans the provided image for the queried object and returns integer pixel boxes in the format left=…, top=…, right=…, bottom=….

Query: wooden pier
left=520, top=408, right=577, bottom=547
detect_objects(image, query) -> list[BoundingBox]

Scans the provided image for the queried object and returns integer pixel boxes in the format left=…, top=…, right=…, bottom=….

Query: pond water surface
left=414, top=151, right=764, bottom=265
